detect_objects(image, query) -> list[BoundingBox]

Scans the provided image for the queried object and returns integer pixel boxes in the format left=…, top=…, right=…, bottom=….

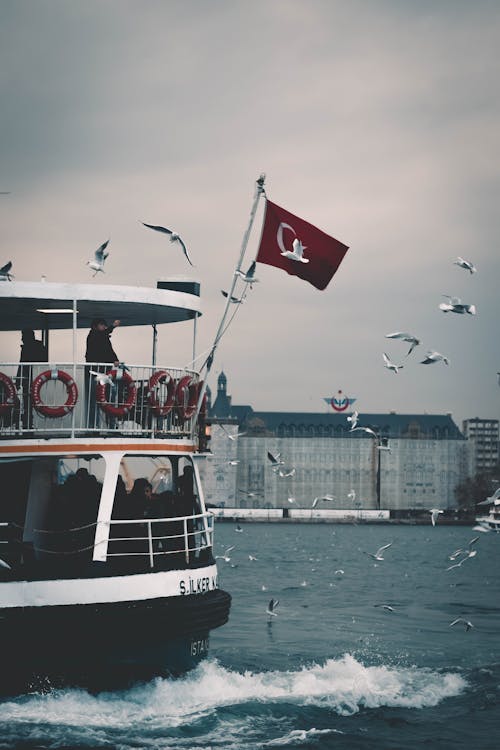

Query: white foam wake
left=0, top=654, right=467, bottom=728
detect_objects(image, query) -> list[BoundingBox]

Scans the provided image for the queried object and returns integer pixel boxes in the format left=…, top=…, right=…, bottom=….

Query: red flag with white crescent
left=256, top=199, right=349, bottom=291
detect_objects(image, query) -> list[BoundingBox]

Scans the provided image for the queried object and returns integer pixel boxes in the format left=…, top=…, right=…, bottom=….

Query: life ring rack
left=147, top=370, right=176, bottom=417
left=31, top=369, right=79, bottom=418
left=176, top=375, right=200, bottom=422
left=0, top=372, right=18, bottom=415
left=95, top=368, right=137, bottom=418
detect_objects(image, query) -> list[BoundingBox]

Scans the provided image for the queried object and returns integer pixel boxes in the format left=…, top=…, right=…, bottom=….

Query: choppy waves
left=0, top=655, right=467, bottom=747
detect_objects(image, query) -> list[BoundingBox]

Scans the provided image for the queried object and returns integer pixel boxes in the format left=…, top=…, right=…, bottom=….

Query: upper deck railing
left=0, top=362, right=204, bottom=440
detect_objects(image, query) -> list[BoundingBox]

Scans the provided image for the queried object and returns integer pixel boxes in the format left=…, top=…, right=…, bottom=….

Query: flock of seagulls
left=2, top=220, right=196, bottom=284
left=214, top=526, right=481, bottom=632
left=445, top=536, right=479, bottom=571
left=383, top=255, right=478, bottom=373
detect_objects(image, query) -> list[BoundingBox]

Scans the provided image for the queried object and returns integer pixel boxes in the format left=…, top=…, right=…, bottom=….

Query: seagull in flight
left=89, top=370, right=117, bottom=391
left=0, top=557, right=12, bottom=570
left=385, top=332, right=421, bottom=356
left=248, top=554, right=258, bottom=561
left=383, top=352, right=404, bottom=374
left=215, top=545, right=235, bottom=563
left=351, top=426, right=379, bottom=439
left=312, top=494, right=335, bottom=509
left=221, top=290, right=245, bottom=304
left=219, top=424, right=247, bottom=441
left=0, top=261, right=14, bottom=281
left=374, top=604, right=394, bottom=612
left=287, top=496, right=296, bottom=504
left=439, top=295, right=476, bottom=315
left=453, top=257, right=476, bottom=274
left=347, top=489, right=356, bottom=502
left=266, top=598, right=279, bottom=617
left=86, top=240, right=109, bottom=276
left=238, top=488, right=256, bottom=498
left=235, top=260, right=259, bottom=287
left=365, top=542, right=392, bottom=561
left=276, top=466, right=296, bottom=478
left=429, top=508, right=444, bottom=527
left=420, top=351, right=449, bottom=366
left=141, top=222, right=194, bottom=266
left=449, top=617, right=474, bottom=631
left=446, top=538, right=478, bottom=570
left=226, top=460, right=240, bottom=466
left=281, top=237, right=309, bottom=263
left=267, top=450, right=284, bottom=468
left=347, top=410, right=359, bottom=430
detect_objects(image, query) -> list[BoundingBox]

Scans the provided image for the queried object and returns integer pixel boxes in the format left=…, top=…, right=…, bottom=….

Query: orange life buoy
left=0, top=372, right=18, bottom=415
left=31, top=369, right=78, bottom=418
left=147, top=369, right=176, bottom=417
left=95, top=369, right=136, bottom=418
left=175, top=375, right=199, bottom=421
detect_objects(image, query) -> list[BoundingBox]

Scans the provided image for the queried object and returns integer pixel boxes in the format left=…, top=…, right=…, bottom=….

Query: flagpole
left=194, top=174, right=266, bottom=420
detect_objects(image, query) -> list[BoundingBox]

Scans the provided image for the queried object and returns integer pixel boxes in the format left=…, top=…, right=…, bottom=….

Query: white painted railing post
left=147, top=521, right=154, bottom=568
left=183, top=518, right=189, bottom=563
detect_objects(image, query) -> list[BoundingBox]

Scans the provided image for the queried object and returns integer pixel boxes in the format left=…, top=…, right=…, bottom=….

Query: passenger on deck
left=129, top=478, right=153, bottom=517
left=85, top=318, right=121, bottom=428
left=16, top=329, right=48, bottom=429
left=112, top=475, right=131, bottom=519
left=177, top=465, right=197, bottom=516
left=85, top=319, right=121, bottom=365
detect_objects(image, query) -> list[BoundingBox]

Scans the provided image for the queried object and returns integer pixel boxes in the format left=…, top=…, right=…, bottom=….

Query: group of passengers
left=109, top=467, right=198, bottom=561
left=6, top=319, right=119, bottom=429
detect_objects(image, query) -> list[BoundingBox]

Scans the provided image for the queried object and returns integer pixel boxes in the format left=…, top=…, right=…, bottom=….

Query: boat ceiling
left=0, top=281, right=202, bottom=331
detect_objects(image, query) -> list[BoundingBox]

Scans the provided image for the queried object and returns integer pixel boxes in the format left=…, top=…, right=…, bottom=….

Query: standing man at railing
left=85, top=318, right=120, bottom=429
left=16, top=329, right=47, bottom=429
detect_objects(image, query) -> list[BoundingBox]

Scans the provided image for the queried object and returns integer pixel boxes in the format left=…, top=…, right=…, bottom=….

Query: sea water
left=1, top=523, right=499, bottom=749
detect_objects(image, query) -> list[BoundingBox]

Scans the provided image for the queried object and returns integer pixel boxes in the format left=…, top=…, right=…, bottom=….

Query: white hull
left=0, top=563, right=218, bottom=609
left=475, top=515, right=500, bottom=532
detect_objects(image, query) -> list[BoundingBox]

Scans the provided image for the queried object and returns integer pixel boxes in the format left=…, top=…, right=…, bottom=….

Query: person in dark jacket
left=85, top=318, right=120, bottom=428
left=16, top=329, right=48, bottom=429
left=85, top=318, right=120, bottom=365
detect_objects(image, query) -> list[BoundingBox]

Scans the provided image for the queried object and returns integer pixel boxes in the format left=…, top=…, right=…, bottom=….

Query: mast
left=194, top=174, right=266, bottom=419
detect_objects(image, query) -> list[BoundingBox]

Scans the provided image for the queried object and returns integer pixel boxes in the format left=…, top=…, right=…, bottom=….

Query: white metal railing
left=0, top=512, right=214, bottom=573
left=104, top=511, right=214, bottom=566
left=0, top=362, right=202, bottom=438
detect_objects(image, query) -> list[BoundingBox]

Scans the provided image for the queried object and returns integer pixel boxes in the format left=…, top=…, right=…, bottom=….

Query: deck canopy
left=0, top=280, right=201, bottom=331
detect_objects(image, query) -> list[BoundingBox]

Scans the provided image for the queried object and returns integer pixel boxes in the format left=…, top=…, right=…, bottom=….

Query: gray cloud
left=1, top=0, right=499, bottom=426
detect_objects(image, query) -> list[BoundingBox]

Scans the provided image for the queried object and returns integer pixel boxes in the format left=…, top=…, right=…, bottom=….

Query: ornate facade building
left=200, top=372, right=467, bottom=511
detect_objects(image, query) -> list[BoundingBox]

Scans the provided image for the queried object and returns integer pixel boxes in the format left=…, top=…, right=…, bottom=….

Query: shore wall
left=209, top=508, right=390, bottom=523
left=209, top=508, right=475, bottom=524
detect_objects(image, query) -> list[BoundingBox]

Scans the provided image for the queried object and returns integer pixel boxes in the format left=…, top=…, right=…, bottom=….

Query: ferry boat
left=0, top=279, right=231, bottom=691
left=475, top=487, right=500, bottom=533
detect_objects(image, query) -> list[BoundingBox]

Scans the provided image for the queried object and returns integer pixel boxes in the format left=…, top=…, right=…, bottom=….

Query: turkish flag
left=256, top=199, right=349, bottom=290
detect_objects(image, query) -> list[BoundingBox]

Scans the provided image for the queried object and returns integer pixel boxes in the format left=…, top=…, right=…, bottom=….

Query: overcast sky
left=1, top=0, right=499, bottom=426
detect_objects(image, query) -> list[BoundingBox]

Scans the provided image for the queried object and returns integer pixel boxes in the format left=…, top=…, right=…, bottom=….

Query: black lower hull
left=0, top=589, right=231, bottom=694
